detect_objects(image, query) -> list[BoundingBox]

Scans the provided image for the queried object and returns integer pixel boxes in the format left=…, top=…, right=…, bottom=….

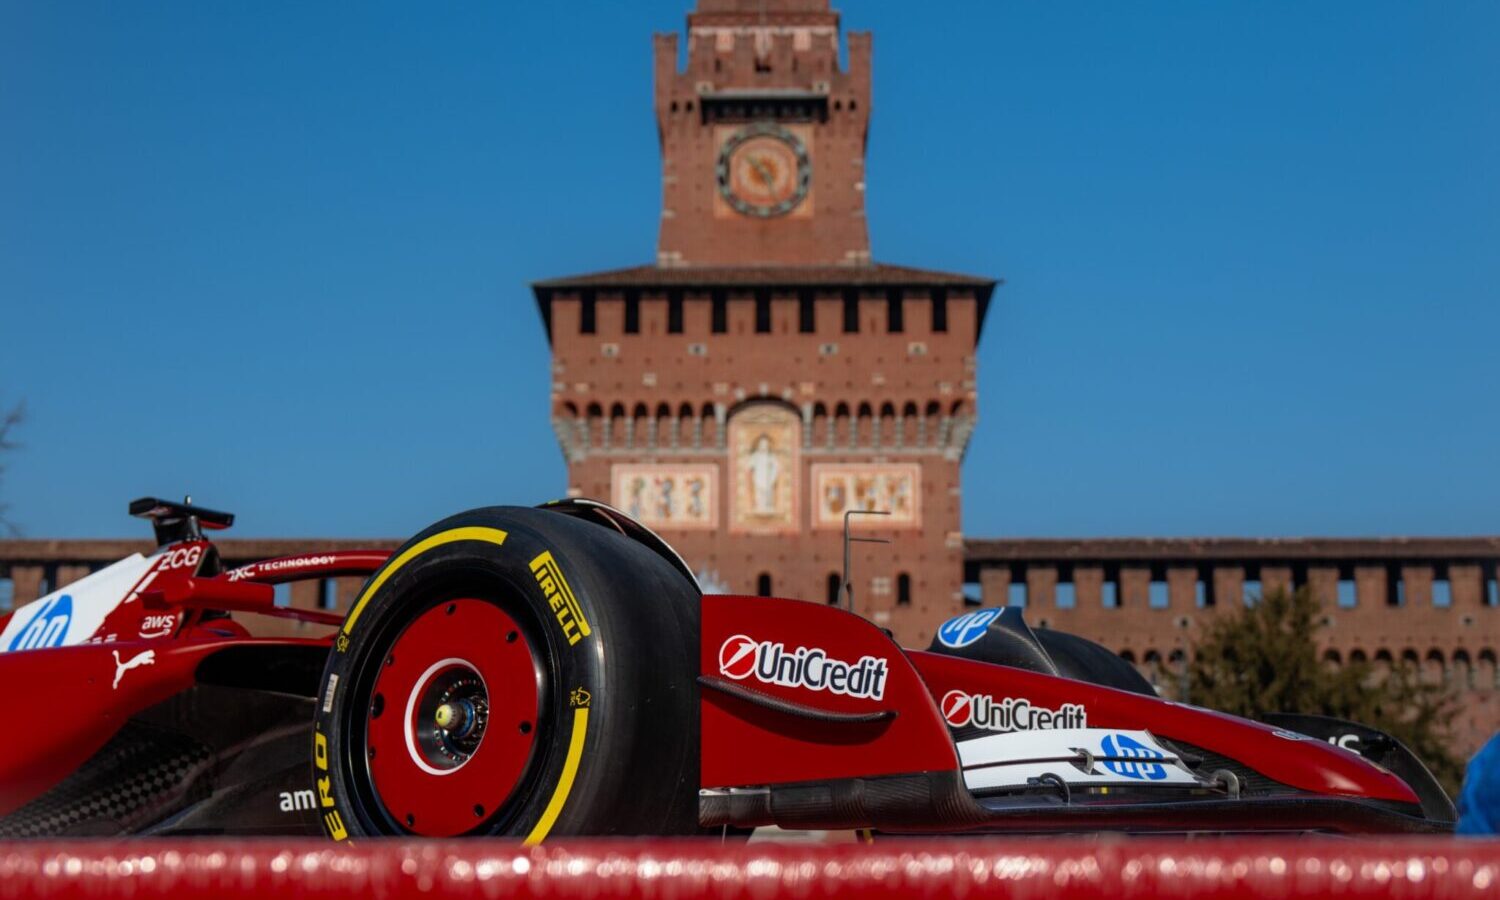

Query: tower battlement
left=653, top=1, right=873, bottom=268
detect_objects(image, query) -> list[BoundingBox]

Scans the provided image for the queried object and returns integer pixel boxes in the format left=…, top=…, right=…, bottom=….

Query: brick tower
left=533, top=0, right=997, bottom=644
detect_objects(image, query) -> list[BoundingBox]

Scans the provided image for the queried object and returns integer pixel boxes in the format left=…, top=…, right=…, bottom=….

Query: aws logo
left=9, top=594, right=73, bottom=651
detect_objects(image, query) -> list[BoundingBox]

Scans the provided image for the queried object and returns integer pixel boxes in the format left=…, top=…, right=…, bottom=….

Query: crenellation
left=1120, top=567, right=1151, bottom=608
left=640, top=296, right=668, bottom=336
left=596, top=293, right=625, bottom=335
left=1167, top=566, right=1197, bottom=610
left=858, top=295, right=887, bottom=334
left=1452, top=564, right=1484, bottom=609
left=1262, top=565, right=1293, bottom=598
left=1355, top=565, right=1387, bottom=612
left=1026, top=565, right=1058, bottom=610
left=1403, top=564, right=1435, bottom=607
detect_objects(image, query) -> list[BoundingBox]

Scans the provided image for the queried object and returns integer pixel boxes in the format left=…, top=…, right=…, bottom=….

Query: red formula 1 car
left=0, top=499, right=1455, bottom=838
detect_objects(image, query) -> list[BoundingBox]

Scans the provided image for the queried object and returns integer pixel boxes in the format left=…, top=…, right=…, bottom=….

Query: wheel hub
left=417, top=670, right=490, bottom=766
left=364, top=598, right=541, bottom=836
left=434, top=698, right=481, bottom=739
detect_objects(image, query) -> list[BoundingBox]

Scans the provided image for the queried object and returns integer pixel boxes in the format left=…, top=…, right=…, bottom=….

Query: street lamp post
left=841, top=509, right=891, bottom=617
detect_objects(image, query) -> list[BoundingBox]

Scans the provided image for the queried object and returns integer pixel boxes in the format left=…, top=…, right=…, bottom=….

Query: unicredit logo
left=719, top=634, right=759, bottom=680
left=717, top=634, right=889, bottom=701
left=940, top=690, right=1087, bottom=732
left=941, top=690, right=974, bottom=726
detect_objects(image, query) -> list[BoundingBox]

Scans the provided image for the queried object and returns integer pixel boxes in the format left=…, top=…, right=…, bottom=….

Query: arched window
left=756, top=573, right=772, bottom=597
left=1143, top=650, right=1164, bottom=686
left=586, top=403, right=604, bottom=447
left=897, top=572, right=912, bottom=606
left=1453, top=649, right=1473, bottom=689
left=830, top=402, right=849, bottom=449
left=856, top=402, right=874, bottom=447
left=920, top=401, right=940, bottom=446
left=878, top=402, right=897, bottom=447
left=654, top=402, right=672, bottom=447
left=677, top=402, right=694, bottom=448
left=901, top=401, right=919, bottom=446
left=630, top=402, right=649, bottom=448
left=1424, top=648, right=1445, bottom=684
left=1479, top=649, right=1498, bottom=688
left=609, top=402, right=627, bottom=447
left=701, top=402, right=719, bottom=448
left=826, top=573, right=842, bottom=605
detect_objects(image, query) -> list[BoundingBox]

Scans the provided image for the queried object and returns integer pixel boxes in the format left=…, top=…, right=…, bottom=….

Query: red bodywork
left=699, top=593, right=1424, bottom=827
left=0, top=548, right=389, bottom=818
left=908, top=650, right=1415, bottom=803
left=701, top=594, right=958, bottom=787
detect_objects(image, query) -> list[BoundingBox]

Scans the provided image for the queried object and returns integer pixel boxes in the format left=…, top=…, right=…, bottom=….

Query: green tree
left=1184, top=586, right=1462, bottom=796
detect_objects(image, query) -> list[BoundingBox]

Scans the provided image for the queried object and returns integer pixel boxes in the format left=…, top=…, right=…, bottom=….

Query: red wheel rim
left=365, top=598, right=541, bottom=836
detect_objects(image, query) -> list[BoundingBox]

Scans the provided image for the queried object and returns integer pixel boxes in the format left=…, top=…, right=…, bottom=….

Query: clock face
left=716, top=124, right=811, bottom=218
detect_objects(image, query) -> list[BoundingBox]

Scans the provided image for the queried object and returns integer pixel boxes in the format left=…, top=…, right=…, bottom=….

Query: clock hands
left=746, top=154, right=776, bottom=196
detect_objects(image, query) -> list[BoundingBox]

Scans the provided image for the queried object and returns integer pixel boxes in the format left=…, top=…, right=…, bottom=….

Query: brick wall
left=965, top=537, right=1500, bottom=758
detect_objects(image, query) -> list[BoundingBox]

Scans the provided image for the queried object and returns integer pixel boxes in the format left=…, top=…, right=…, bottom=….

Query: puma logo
left=112, top=649, right=156, bottom=689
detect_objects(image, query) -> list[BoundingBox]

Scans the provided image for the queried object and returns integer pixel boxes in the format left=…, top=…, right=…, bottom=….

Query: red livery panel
left=700, top=594, right=957, bottom=787
left=908, top=650, right=1420, bottom=805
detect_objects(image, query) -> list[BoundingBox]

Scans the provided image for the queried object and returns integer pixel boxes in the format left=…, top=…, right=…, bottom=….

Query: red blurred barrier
left=0, top=838, right=1494, bottom=899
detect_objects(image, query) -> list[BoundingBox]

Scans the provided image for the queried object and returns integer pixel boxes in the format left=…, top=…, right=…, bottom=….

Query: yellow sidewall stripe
left=337, top=523, right=585, bottom=843
left=525, top=706, right=589, bottom=845
left=341, top=526, right=509, bottom=636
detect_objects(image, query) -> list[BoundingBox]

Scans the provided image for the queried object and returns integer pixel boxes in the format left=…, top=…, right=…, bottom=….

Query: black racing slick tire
left=312, top=506, right=700, bottom=841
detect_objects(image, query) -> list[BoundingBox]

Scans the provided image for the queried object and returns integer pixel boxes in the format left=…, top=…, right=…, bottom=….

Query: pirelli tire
left=312, top=506, right=700, bottom=841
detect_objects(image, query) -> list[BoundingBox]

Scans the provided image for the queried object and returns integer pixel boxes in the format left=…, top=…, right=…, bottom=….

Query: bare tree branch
left=0, top=401, right=24, bottom=536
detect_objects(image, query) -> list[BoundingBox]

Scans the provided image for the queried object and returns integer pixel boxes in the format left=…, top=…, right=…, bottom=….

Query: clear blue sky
left=1, top=2, right=1496, bottom=539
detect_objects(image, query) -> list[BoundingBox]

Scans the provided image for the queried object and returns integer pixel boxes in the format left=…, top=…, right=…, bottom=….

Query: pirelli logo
left=530, top=551, right=592, bottom=646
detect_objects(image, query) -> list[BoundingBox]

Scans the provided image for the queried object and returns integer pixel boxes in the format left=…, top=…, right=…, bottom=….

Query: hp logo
left=936, top=608, right=1001, bottom=649
left=9, top=594, right=73, bottom=651
left=1100, top=733, right=1168, bottom=781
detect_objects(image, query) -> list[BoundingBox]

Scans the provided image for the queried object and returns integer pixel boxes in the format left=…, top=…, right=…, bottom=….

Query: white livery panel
left=0, top=553, right=159, bottom=651
left=958, top=728, right=1202, bottom=793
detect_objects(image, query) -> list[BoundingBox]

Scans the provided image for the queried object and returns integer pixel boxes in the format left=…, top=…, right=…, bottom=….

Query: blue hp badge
left=8, top=594, right=73, bottom=651
left=936, top=608, right=1001, bottom=649
left=1100, top=733, right=1168, bottom=780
